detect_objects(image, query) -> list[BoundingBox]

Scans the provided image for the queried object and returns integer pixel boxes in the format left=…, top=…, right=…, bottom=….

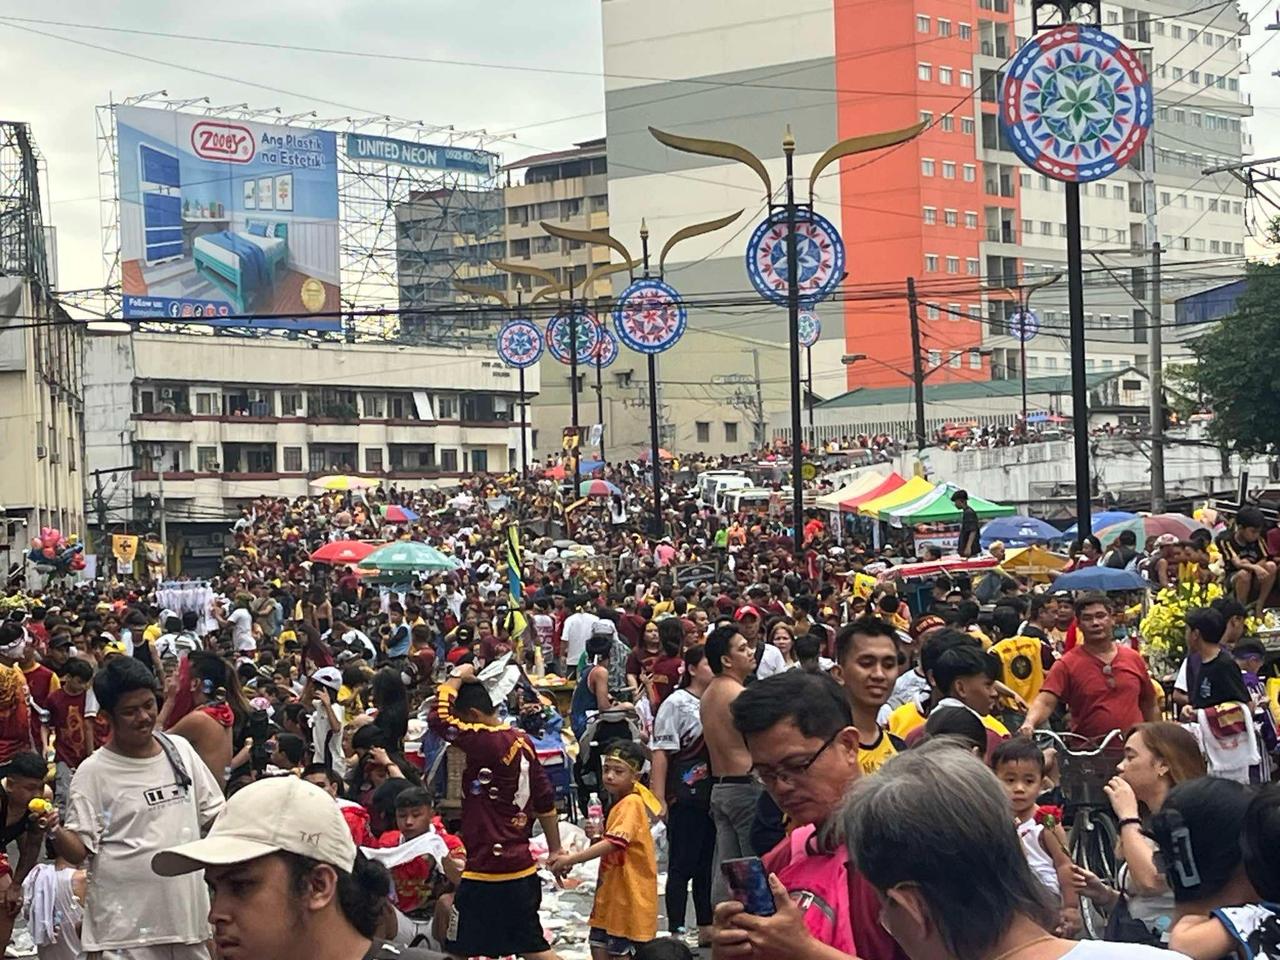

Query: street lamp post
left=650, top=120, right=925, bottom=556
left=1008, top=272, right=1061, bottom=430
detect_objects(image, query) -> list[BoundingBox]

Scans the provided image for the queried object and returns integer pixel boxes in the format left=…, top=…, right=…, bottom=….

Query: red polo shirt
left=1041, top=644, right=1154, bottom=740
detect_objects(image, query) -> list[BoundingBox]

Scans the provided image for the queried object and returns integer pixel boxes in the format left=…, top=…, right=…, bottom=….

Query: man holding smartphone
left=712, top=670, right=905, bottom=960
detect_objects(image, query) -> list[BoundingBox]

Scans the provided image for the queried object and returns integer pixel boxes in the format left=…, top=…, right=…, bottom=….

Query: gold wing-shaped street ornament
left=582, top=259, right=641, bottom=294
left=808, top=122, right=927, bottom=203
left=452, top=281, right=509, bottom=307
left=539, top=223, right=634, bottom=266
left=659, top=210, right=744, bottom=276
left=488, top=260, right=561, bottom=288
left=529, top=283, right=566, bottom=305
left=649, top=127, right=773, bottom=203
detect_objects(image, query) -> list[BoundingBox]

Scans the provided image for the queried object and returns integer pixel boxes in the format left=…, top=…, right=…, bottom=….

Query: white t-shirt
left=754, top=642, right=787, bottom=679
left=155, top=631, right=201, bottom=660
left=561, top=611, right=600, bottom=668
left=651, top=688, right=703, bottom=753
left=65, top=736, right=225, bottom=952
left=228, top=607, right=254, bottom=652
left=311, top=700, right=347, bottom=777
left=1059, top=941, right=1190, bottom=960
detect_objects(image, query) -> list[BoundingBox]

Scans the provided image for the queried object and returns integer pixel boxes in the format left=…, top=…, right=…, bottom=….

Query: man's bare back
left=700, top=675, right=753, bottom=777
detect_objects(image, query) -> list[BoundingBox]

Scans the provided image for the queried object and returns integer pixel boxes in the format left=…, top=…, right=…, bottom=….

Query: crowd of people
left=0, top=459, right=1275, bottom=960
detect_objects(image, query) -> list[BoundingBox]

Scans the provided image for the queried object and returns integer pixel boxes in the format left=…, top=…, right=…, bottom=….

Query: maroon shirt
left=428, top=684, right=555, bottom=880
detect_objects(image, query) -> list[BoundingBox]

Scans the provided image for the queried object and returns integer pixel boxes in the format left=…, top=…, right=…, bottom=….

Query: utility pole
left=907, top=277, right=927, bottom=452
left=157, top=465, right=167, bottom=567
left=91, top=469, right=108, bottom=534
left=749, top=348, right=765, bottom=448
left=1149, top=241, right=1165, bottom=512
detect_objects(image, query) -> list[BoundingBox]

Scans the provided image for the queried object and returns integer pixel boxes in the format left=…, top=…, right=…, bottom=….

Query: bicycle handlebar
left=1031, top=728, right=1125, bottom=756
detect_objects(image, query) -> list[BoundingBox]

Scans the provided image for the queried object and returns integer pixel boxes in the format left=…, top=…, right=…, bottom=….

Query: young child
left=551, top=741, right=659, bottom=959
left=991, top=738, right=1080, bottom=936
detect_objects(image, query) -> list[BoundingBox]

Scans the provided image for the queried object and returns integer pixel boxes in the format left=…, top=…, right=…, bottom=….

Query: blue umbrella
left=1052, top=566, right=1148, bottom=592
left=1062, top=511, right=1138, bottom=539
left=980, top=515, right=1062, bottom=548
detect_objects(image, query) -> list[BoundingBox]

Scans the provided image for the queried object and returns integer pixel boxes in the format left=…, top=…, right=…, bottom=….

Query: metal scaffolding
left=93, top=93, right=504, bottom=341
left=0, top=120, right=51, bottom=293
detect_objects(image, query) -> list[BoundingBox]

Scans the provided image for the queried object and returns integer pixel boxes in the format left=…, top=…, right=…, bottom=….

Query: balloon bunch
left=28, top=527, right=85, bottom=574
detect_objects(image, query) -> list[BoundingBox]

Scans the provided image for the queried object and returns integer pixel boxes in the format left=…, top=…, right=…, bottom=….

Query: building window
left=925, top=254, right=939, bottom=272
left=724, top=422, right=738, bottom=443
left=362, top=393, right=385, bottom=418
left=949, top=351, right=962, bottom=368
left=920, top=110, right=934, bottom=125
left=959, top=22, right=972, bottom=39
left=195, top=392, right=216, bottom=415
left=197, top=446, right=219, bottom=471
left=961, top=117, right=974, bottom=135
left=966, top=257, right=980, bottom=275
left=440, top=448, right=458, bottom=472
left=948, top=302, right=962, bottom=321
left=940, top=115, right=954, bottom=132
left=968, top=305, right=982, bottom=320
left=965, top=211, right=978, bottom=229
left=916, top=14, right=931, bottom=31
left=942, top=161, right=956, bottom=179
left=927, top=302, right=940, bottom=319
left=928, top=349, right=942, bottom=367
left=960, top=70, right=973, bottom=88
left=365, top=447, right=383, bottom=473
left=280, top=390, right=303, bottom=416
left=923, top=206, right=937, bottom=224
left=946, top=256, right=960, bottom=274
left=944, top=209, right=958, bottom=227
left=435, top=395, right=457, bottom=419
left=939, top=66, right=953, bottom=84
left=962, top=163, right=976, bottom=182
left=969, top=350, right=982, bottom=370
left=1044, top=357, right=1058, bottom=371
left=695, top=421, right=710, bottom=443
left=938, top=18, right=951, bottom=35
left=918, top=63, right=932, bottom=81
left=922, top=158, right=935, bottom=176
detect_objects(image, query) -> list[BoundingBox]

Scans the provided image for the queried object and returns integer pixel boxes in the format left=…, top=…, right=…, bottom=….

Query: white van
left=696, top=470, right=749, bottom=505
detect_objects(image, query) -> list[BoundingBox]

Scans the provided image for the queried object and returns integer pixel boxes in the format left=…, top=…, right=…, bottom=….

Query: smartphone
left=720, top=856, right=776, bottom=916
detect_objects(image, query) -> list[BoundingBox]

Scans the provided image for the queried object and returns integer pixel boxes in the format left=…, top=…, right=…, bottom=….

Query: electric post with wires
left=1000, top=8, right=1153, bottom=537
left=649, top=121, right=924, bottom=555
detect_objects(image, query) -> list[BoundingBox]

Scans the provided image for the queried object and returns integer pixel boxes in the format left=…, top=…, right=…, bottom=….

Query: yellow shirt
left=989, top=635, right=1048, bottom=703
left=887, top=700, right=1009, bottom=739
left=589, top=792, right=658, bottom=942
left=858, top=727, right=902, bottom=775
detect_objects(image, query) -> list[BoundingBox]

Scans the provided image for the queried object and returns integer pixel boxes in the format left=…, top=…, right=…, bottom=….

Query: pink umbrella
left=309, top=540, right=384, bottom=565
left=1097, top=513, right=1208, bottom=548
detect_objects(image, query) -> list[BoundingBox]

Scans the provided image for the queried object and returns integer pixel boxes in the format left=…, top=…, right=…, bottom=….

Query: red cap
left=734, top=605, right=760, bottom=621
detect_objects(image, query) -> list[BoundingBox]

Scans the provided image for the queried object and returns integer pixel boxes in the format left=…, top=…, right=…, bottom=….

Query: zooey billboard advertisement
left=116, top=105, right=341, bottom=330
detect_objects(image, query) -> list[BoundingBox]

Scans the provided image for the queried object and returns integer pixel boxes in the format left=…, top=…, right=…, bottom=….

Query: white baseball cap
left=311, top=666, right=343, bottom=690
left=151, top=777, right=357, bottom=877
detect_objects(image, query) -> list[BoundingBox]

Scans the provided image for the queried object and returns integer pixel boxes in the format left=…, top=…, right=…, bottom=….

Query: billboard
left=116, top=106, right=340, bottom=330
left=346, top=133, right=497, bottom=176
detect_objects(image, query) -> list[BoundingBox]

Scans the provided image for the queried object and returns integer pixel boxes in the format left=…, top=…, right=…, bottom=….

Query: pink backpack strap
left=789, top=823, right=817, bottom=858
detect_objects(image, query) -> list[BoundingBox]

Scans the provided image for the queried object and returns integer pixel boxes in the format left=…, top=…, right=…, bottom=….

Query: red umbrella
left=543, top=463, right=568, bottom=480
left=309, top=540, right=384, bottom=565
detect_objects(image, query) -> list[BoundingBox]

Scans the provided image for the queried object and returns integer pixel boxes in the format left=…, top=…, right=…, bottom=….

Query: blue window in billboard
left=116, top=106, right=342, bottom=330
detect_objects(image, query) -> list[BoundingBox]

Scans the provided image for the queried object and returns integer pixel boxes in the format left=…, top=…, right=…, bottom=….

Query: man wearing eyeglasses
left=1018, top=592, right=1158, bottom=740
left=710, top=670, right=904, bottom=960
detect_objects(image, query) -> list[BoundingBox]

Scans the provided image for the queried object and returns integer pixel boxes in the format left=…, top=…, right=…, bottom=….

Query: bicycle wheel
left=1069, top=811, right=1113, bottom=940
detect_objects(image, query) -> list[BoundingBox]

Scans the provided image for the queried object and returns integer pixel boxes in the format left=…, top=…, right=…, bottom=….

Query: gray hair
left=841, top=740, right=1055, bottom=958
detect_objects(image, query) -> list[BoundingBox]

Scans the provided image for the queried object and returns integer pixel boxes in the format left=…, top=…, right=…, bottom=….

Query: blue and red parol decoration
left=546, top=309, right=602, bottom=365
left=612, top=278, right=688, bottom=355
left=745, top=208, right=846, bottom=305
left=495, top=317, right=545, bottom=369
left=1000, top=25, right=1152, bottom=184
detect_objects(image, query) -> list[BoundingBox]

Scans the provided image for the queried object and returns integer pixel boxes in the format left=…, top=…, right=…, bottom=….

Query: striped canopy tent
left=857, top=475, right=936, bottom=519
left=837, top=472, right=908, bottom=513
left=814, top=469, right=890, bottom=509
left=886, top=482, right=1016, bottom=524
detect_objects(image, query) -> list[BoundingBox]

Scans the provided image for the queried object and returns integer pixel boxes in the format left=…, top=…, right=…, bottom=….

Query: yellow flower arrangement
left=1139, top=581, right=1224, bottom=676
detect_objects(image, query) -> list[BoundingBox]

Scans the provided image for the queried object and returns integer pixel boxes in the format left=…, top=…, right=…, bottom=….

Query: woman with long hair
left=650, top=645, right=715, bottom=946
left=370, top=666, right=409, bottom=746
left=1073, top=721, right=1207, bottom=945
left=160, top=650, right=253, bottom=787
left=768, top=620, right=798, bottom=668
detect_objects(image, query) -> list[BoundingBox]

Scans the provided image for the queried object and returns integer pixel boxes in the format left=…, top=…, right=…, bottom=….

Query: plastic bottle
left=586, top=792, right=603, bottom=840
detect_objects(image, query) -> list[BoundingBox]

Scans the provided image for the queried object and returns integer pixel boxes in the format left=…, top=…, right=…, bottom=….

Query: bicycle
left=1032, top=728, right=1124, bottom=940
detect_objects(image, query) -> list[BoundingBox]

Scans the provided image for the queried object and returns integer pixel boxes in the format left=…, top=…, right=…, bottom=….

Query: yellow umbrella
left=1000, top=545, right=1068, bottom=583
left=309, top=475, right=378, bottom=491
left=857, top=475, right=935, bottom=519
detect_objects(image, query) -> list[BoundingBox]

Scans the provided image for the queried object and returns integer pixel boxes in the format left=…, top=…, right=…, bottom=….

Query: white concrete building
left=0, top=277, right=86, bottom=567
left=83, top=332, right=536, bottom=571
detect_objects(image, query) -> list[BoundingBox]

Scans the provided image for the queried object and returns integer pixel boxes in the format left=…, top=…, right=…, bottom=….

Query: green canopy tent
left=357, top=541, right=460, bottom=574
left=885, top=481, right=1016, bottom=524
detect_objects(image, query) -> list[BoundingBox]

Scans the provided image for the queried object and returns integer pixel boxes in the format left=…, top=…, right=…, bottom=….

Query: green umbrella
left=357, top=541, right=459, bottom=573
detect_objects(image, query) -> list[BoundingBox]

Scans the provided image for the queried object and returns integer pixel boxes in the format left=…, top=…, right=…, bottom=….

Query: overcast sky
left=0, top=1, right=1275, bottom=294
